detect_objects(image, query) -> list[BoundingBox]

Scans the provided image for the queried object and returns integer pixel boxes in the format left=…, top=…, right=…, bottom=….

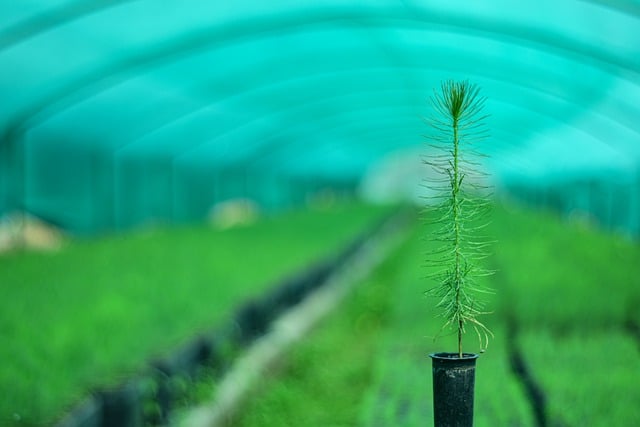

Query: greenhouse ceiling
left=1, top=0, right=639, bottom=232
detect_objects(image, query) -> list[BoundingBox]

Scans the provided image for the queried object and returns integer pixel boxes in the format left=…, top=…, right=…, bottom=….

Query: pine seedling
left=423, top=80, right=494, bottom=357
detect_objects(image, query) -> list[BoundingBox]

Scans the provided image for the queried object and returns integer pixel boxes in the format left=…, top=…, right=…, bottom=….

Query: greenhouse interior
left=1, top=1, right=639, bottom=426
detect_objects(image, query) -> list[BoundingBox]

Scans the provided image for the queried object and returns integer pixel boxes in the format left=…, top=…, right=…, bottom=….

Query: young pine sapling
left=424, top=80, right=494, bottom=358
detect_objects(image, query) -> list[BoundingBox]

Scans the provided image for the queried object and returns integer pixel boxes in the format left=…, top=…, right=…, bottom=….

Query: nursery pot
left=430, top=353, right=479, bottom=427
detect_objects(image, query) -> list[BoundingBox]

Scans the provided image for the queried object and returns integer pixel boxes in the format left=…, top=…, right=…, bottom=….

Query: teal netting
left=1, top=1, right=639, bottom=235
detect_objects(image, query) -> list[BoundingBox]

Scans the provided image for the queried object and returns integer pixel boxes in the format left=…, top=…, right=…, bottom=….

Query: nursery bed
left=491, top=204, right=640, bottom=331
left=234, top=224, right=406, bottom=427
left=359, top=333, right=535, bottom=427
left=358, top=215, right=533, bottom=427
left=235, top=202, right=640, bottom=427
left=520, top=330, right=639, bottom=425
left=0, top=203, right=391, bottom=426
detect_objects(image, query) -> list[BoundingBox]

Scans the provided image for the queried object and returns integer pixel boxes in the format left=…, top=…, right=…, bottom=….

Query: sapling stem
left=452, top=115, right=463, bottom=357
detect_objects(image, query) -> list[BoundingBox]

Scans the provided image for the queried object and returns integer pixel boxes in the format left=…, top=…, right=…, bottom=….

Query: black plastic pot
left=430, top=352, right=479, bottom=427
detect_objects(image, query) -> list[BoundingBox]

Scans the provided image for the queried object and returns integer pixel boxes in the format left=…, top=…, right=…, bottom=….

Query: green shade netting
left=1, top=0, right=638, bottom=232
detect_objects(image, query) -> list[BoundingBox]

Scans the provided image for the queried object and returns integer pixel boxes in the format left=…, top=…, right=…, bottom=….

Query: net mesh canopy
left=1, top=1, right=639, bottom=235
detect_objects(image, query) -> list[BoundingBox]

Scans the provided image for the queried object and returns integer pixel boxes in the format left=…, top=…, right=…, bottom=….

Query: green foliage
left=423, top=80, right=493, bottom=356
left=235, top=241, right=399, bottom=427
left=228, top=203, right=640, bottom=426
left=490, top=203, right=640, bottom=330
left=0, top=202, right=390, bottom=426
left=521, top=331, right=640, bottom=426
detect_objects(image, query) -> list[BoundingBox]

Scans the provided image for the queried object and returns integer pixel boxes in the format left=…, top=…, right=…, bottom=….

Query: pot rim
left=429, top=352, right=479, bottom=360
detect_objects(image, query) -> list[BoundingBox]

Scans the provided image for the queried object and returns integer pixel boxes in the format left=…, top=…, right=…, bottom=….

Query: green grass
left=5, top=200, right=637, bottom=426
left=489, top=203, right=640, bottom=424
left=234, top=224, right=402, bottom=427
left=232, top=201, right=640, bottom=426
left=0, top=203, right=391, bottom=426
left=236, top=210, right=532, bottom=427
left=473, top=328, right=535, bottom=427
left=520, top=330, right=640, bottom=426
left=491, top=203, right=640, bottom=330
